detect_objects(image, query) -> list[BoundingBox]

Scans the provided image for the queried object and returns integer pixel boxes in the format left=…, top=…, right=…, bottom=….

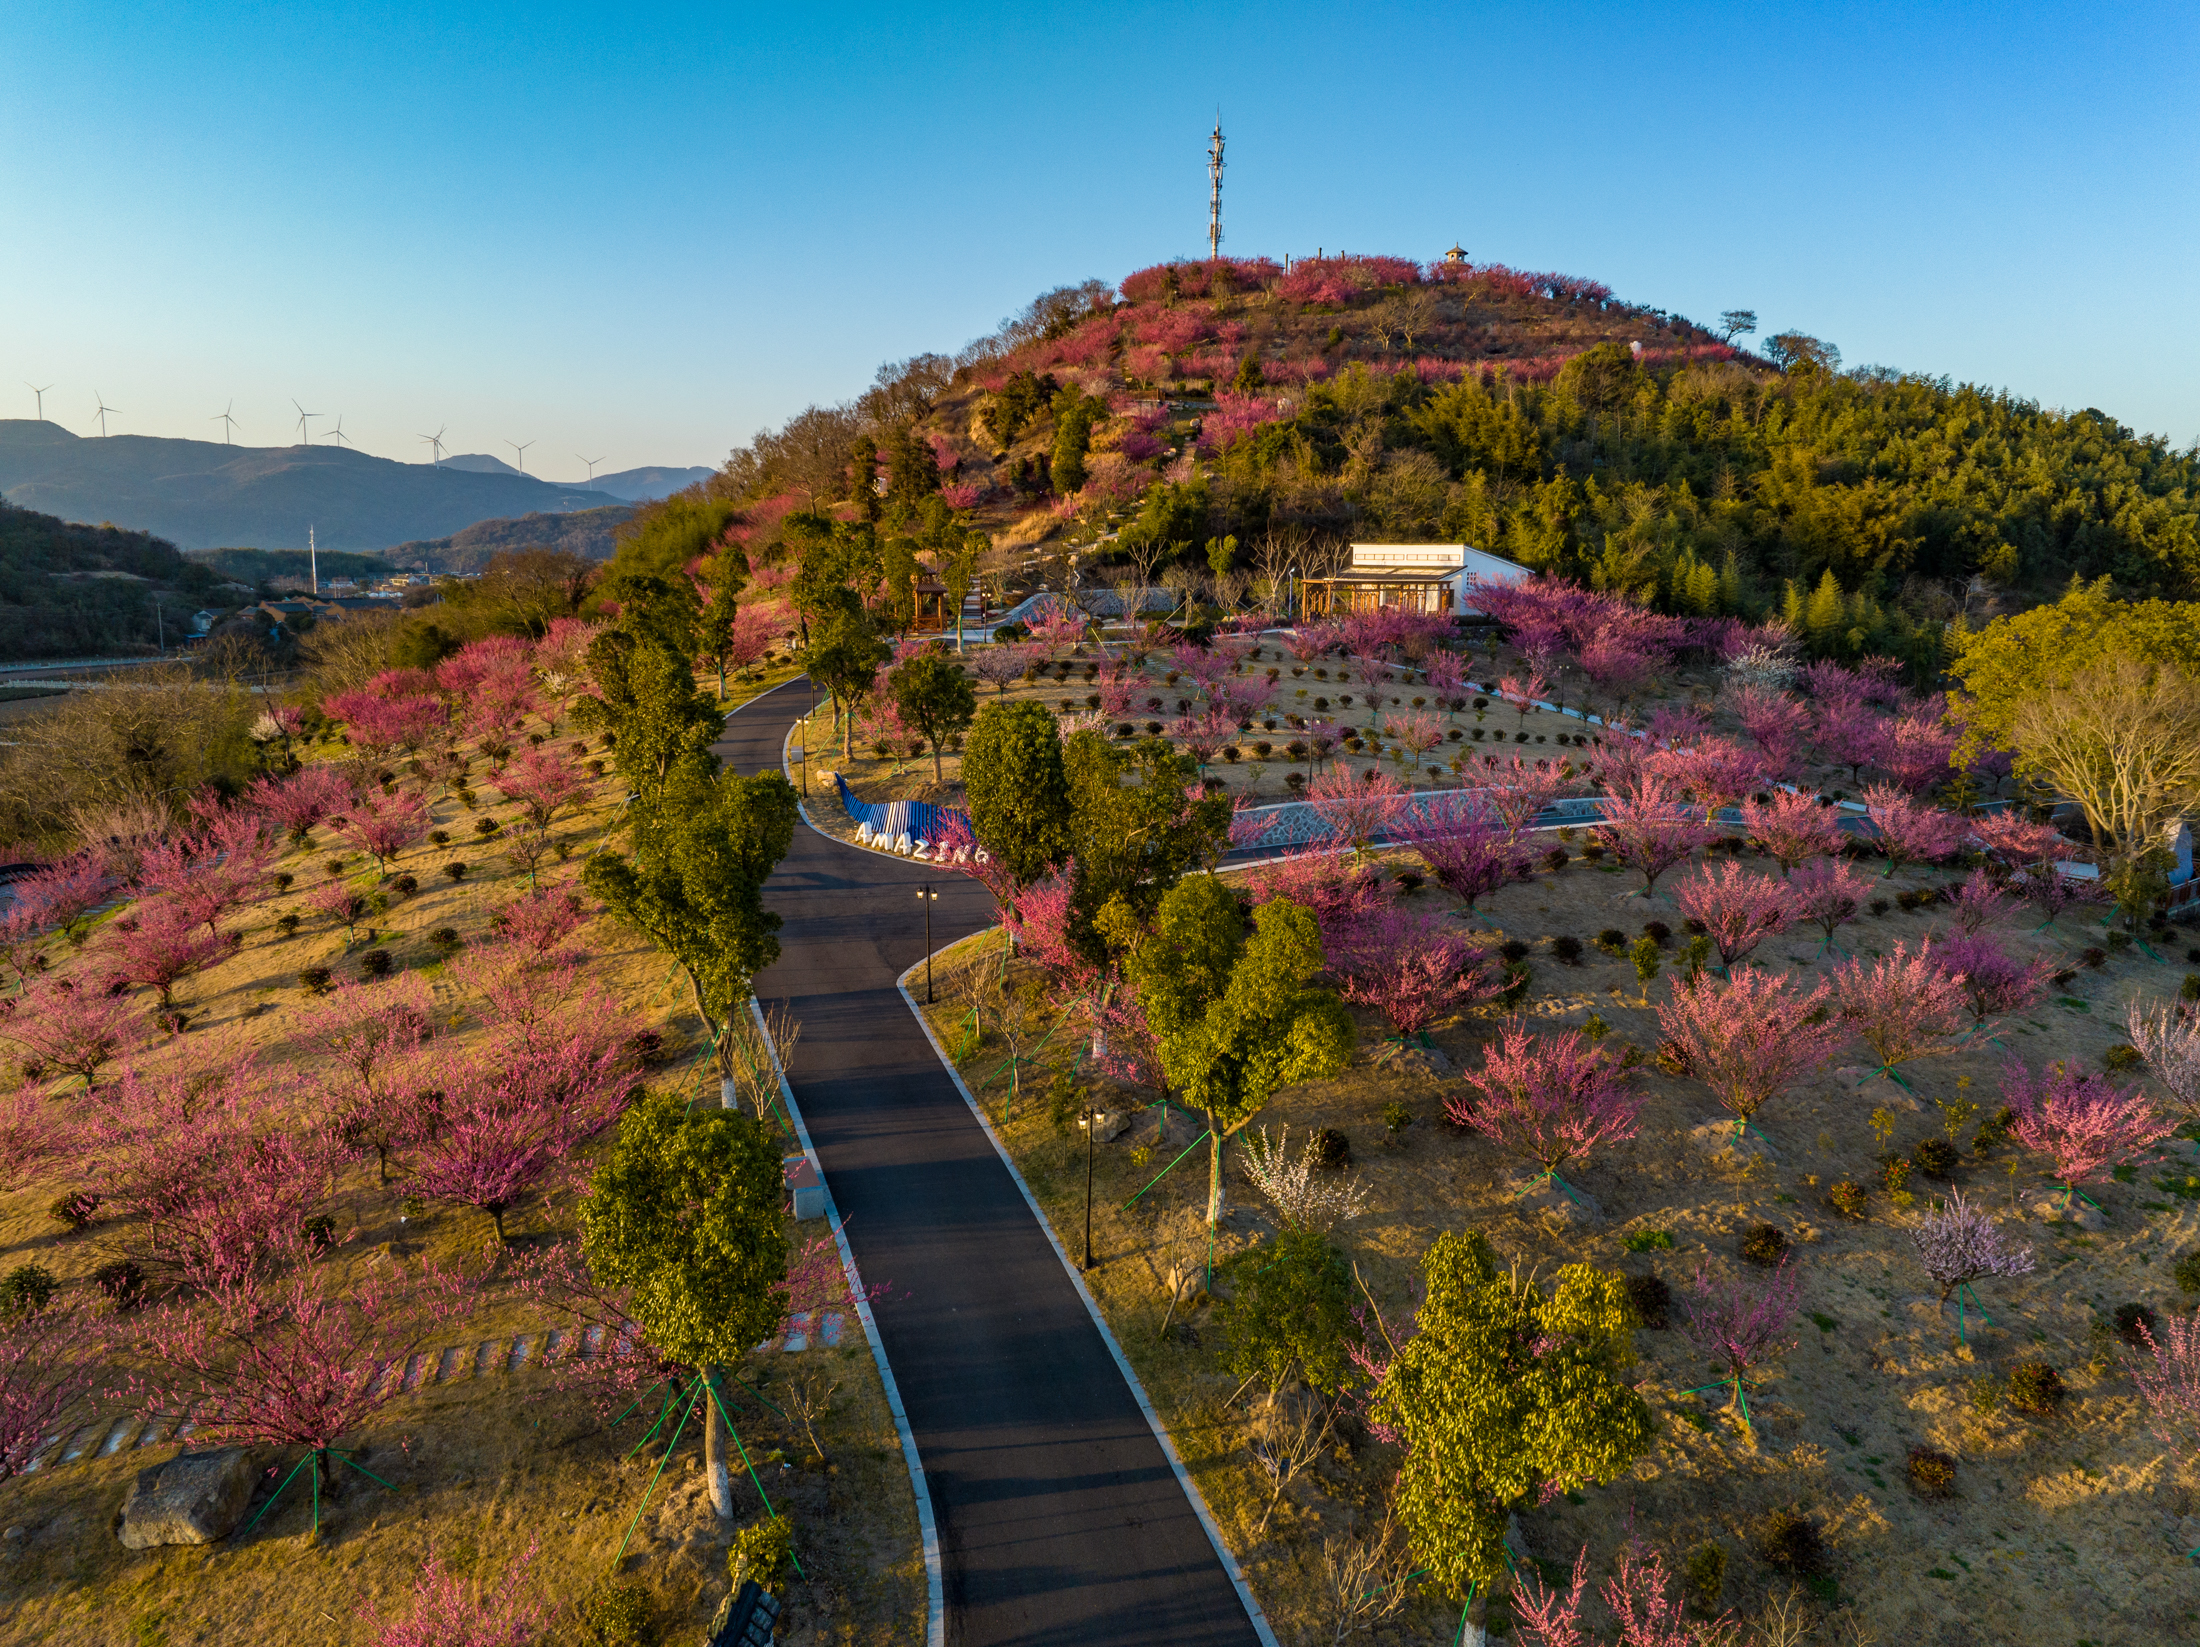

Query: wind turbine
left=507, top=439, right=534, bottom=475
left=324, top=415, right=353, bottom=449
left=210, top=400, right=240, bottom=443
left=93, top=393, right=119, bottom=437
left=418, top=426, right=447, bottom=466
left=26, top=383, right=54, bottom=421
left=578, top=454, right=606, bottom=488
left=292, top=400, right=319, bottom=445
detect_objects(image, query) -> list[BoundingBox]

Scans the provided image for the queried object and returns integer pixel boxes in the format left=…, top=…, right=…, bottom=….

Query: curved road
left=715, top=679, right=1264, bottom=1647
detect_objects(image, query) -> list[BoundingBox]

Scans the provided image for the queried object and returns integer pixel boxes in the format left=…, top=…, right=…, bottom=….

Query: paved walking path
left=716, top=679, right=1264, bottom=1647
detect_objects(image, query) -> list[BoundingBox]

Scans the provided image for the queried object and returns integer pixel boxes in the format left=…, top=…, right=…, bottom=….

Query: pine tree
left=1804, top=568, right=1845, bottom=640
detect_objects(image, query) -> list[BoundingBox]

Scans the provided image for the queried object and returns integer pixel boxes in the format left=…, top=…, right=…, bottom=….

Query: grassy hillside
left=716, top=252, right=2200, bottom=662
left=185, top=546, right=392, bottom=586
left=387, top=504, right=635, bottom=573
left=0, top=498, right=228, bottom=660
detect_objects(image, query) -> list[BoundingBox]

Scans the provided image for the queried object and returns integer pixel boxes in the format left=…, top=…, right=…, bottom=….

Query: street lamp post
left=790, top=744, right=805, bottom=796
left=916, top=885, right=939, bottom=1002
left=1078, top=1101, right=1098, bottom=1269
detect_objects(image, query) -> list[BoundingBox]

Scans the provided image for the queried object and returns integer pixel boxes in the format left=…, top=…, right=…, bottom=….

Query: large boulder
left=117, top=1447, right=258, bottom=1549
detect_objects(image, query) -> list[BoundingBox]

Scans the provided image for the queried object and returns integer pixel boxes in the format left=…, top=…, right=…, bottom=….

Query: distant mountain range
left=387, top=505, right=636, bottom=573
left=439, top=452, right=712, bottom=502
left=0, top=421, right=713, bottom=551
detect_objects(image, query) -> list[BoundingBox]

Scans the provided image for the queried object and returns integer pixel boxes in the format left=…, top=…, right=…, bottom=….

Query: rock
left=1374, top=1043, right=1454, bottom=1079
left=2026, top=1194, right=2106, bottom=1232
left=1689, top=1119, right=1777, bottom=1163
left=2, top=1526, right=23, bottom=1543
left=117, top=1447, right=258, bottom=1550
left=1087, top=1110, right=1132, bottom=1143
left=1513, top=1172, right=1601, bottom=1224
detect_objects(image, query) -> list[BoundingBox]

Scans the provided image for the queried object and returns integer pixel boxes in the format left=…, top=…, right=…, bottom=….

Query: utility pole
left=309, top=525, right=319, bottom=595
left=1207, top=120, right=1225, bottom=259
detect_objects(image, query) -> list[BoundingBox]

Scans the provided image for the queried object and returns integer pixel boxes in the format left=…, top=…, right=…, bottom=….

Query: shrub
left=275, top=912, right=301, bottom=939
left=2104, top=1044, right=2144, bottom=1073
left=298, top=965, right=334, bottom=995
left=1310, top=1127, right=1350, bottom=1169
left=1579, top=839, right=1604, bottom=859
left=302, top=1214, right=337, bottom=1252
left=1381, top=1101, right=1413, bottom=1142
left=1393, top=869, right=1423, bottom=894
left=358, top=949, right=393, bottom=980
left=1621, top=1272, right=1671, bottom=1330
left=1595, top=928, right=1627, bottom=955
left=1740, top=1224, right=1790, bottom=1267
left=1681, top=1542, right=1725, bottom=1616
left=1869, top=898, right=1890, bottom=917
left=1654, top=1040, right=1689, bottom=1077
left=727, top=1513, right=796, bottom=1594
left=1907, top=1446, right=1957, bottom=1497
left=1968, top=1374, right=2003, bottom=1416
left=1541, top=847, right=1568, bottom=872
left=391, top=874, right=419, bottom=898
left=1760, top=1509, right=1826, bottom=1575
left=1913, top=1136, right=1959, bottom=1178
left=1882, top=1155, right=1911, bottom=1193
left=48, top=1190, right=99, bottom=1230
left=1622, top=1229, right=1674, bottom=1252
left=1550, top=935, right=1583, bottom=966
left=1498, top=939, right=1530, bottom=963
left=572, top=1578, right=659, bottom=1647
left=429, top=927, right=462, bottom=954
left=1, top=1265, right=56, bottom=1316
left=2080, top=946, right=2107, bottom=968
left=2177, top=1251, right=2200, bottom=1295
left=473, top=816, right=502, bottom=837
left=430, top=830, right=452, bottom=848
left=442, top=861, right=468, bottom=882
left=94, top=1259, right=146, bottom=1310
left=1641, top=920, right=1672, bottom=948
left=2006, top=1360, right=2065, bottom=1415
left=2113, top=1302, right=2161, bottom=1347
left=1828, top=1181, right=1869, bottom=1219
left=2183, top=973, right=2200, bottom=1002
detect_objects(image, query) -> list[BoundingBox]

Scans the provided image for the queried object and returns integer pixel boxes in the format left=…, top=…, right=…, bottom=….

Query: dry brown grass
left=913, top=845, right=2200, bottom=1647
left=0, top=668, right=922, bottom=1646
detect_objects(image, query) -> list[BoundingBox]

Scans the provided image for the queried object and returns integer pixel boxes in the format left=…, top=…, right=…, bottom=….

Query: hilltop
left=715, top=250, right=2200, bottom=667
left=387, top=504, right=636, bottom=573
left=0, top=421, right=627, bottom=552
left=441, top=452, right=712, bottom=501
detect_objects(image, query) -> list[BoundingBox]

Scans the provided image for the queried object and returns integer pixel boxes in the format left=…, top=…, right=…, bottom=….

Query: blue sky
left=4, top=2, right=2195, bottom=482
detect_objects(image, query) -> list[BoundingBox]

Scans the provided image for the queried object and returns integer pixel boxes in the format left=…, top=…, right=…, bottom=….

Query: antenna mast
left=1206, top=119, right=1225, bottom=259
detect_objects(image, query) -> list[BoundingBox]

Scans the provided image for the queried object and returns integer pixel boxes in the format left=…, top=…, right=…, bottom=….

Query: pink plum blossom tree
left=1327, top=905, right=1500, bottom=1037
left=1832, top=941, right=1969, bottom=1087
left=491, top=747, right=592, bottom=833
left=1925, top=933, right=2053, bottom=1030
left=1657, top=970, right=1841, bottom=1140
left=2003, top=1059, right=2174, bottom=1210
left=1593, top=775, right=1715, bottom=899
left=0, top=979, right=141, bottom=1086
left=0, top=1303, right=106, bottom=1484
left=1679, top=1255, right=1799, bottom=1442
left=1739, top=788, right=1843, bottom=873
left=334, top=788, right=433, bottom=876
left=371, top=1540, right=552, bottom=1647
left=102, top=898, right=237, bottom=1011
left=1398, top=796, right=1533, bottom=917
left=1444, top=1020, right=1643, bottom=1197
left=1861, top=784, right=1967, bottom=876
left=2133, top=1314, right=2200, bottom=1466
left=2127, top=997, right=2200, bottom=1122
left=1668, top=860, right=1792, bottom=970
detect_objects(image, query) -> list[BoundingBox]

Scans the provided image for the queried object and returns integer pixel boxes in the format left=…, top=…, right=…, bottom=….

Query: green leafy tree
left=847, top=434, right=881, bottom=523
left=575, top=635, right=723, bottom=814
left=1204, top=534, right=1240, bottom=580
left=880, top=536, right=920, bottom=635
left=692, top=548, right=750, bottom=701
left=1126, top=878, right=1355, bottom=1224
left=1230, top=354, right=1266, bottom=394
left=885, top=424, right=942, bottom=511
left=585, top=769, right=798, bottom=1073
left=1217, top=1229, right=1358, bottom=1396
left=583, top=1089, right=789, bottom=1518
left=605, top=495, right=745, bottom=584
left=888, top=649, right=976, bottom=784
left=1949, top=576, right=2200, bottom=760
left=1372, top=1231, right=1654, bottom=1598
left=1064, top=731, right=1233, bottom=935
left=963, top=700, right=1070, bottom=886
left=1050, top=390, right=1101, bottom=496
left=806, top=597, right=891, bottom=763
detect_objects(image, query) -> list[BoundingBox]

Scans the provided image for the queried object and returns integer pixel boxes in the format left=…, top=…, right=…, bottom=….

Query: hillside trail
left=716, top=678, right=1264, bottom=1647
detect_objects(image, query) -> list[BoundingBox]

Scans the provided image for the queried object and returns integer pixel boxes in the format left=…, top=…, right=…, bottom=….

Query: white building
left=1301, top=543, right=1531, bottom=618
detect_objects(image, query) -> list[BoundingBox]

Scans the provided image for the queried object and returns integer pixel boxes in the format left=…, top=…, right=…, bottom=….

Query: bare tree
left=1307, top=1510, right=1417, bottom=1644
left=859, top=354, right=956, bottom=426
left=1246, top=1394, right=1331, bottom=1536
left=2010, top=658, right=2200, bottom=908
